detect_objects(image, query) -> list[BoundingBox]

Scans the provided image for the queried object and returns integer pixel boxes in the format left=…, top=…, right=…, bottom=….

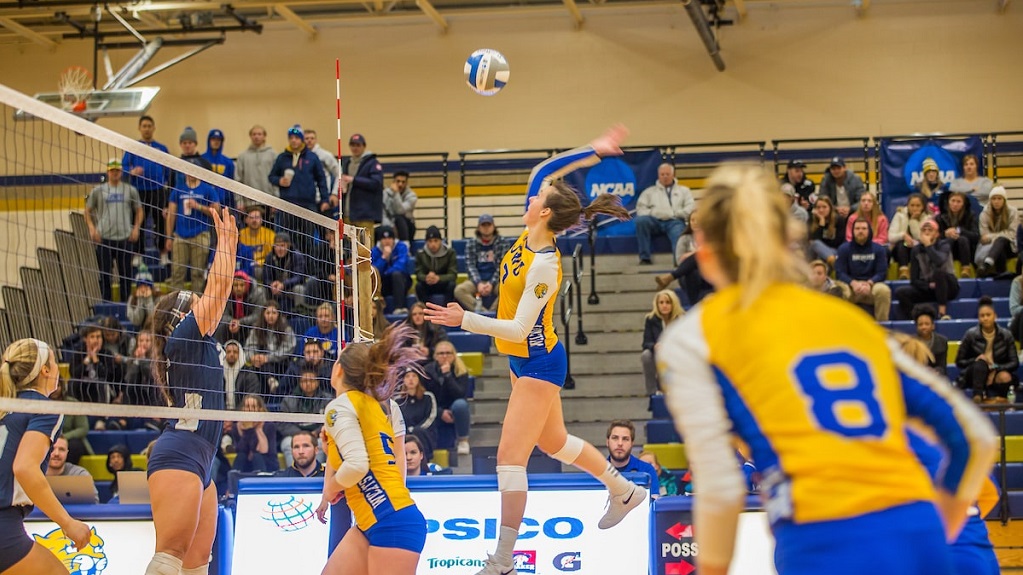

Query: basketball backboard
left=13, top=87, right=160, bottom=121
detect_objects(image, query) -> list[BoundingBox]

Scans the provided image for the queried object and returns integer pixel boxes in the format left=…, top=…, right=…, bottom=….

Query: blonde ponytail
left=0, top=338, right=50, bottom=421
left=699, top=164, right=806, bottom=309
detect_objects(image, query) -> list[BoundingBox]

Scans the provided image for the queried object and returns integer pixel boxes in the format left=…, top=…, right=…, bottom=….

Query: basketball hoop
left=58, top=66, right=93, bottom=113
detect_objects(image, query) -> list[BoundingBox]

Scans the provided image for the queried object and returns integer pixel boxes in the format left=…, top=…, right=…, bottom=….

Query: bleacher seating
left=86, top=430, right=161, bottom=455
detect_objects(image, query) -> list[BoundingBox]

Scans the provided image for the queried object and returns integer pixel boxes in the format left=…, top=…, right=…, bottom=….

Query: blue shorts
left=0, top=506, right=33, bottom=572
left=950, top=544, right=1000, bottom=575
left=146, top=430, right=217, bottom=488
left=361, top=505, right=427, bottom=554
left=773, top=502, right=952, bottom=575
left=509, top=341, right=567, bottom=387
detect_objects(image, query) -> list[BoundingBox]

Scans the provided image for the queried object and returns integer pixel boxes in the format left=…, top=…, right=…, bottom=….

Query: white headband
left=23, top=339, right=50, bottom=384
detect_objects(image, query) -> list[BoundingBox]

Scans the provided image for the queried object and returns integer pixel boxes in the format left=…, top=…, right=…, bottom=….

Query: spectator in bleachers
left=807, top=197, right=846, bottom=266
left=303, top=228, right=339, bottom=309
left=126, top=273, right=156, bottom=329
left=166, top=170, right=220, bottom=292
left=894, top=219, right=959, bottom=320
left=268, top=125, right=328, bottom=256
left=278, top=368, right=332, bottom=467
left=781, top=159, right=815, bottom=210
left=415, top=226, right=458, bottom=306
left=236, top=124, right=277, bottom=207
left=105, top=443, right=136, bottom=500
left=641, top=290, right=684, bottom=396
left=302, top=303, right=340, bottom=360
left=404, top=302, right=448, bottom=358
left=302, top=130, right=339, bottom=211
left=176, top=126, right=214, bottom=188
left=122, top=328, right=162, bottom=411
left=231, top=394, right=280, bottom=472
left=916, top=158, right=947, bottom=208
left=405, top=435, right=445, bottom=476
left=263, top=232, right=307, bottom=312
left=655, top=211, right=713, bottom=306
left=635, top=163, right=694, bottom=265
left=203, top=129, right=236, bottom=209
left=86, top=157, right=144, bottom=302
left=383, top=170, right=418, bottom=243
left=844, top=191, right=889, bottom=246
left=371, top=225, right=412, bottom=314
left=244, top=300, right=296, bottom=395
left=399, top=369, right=438, bottom=462
left=223, top=340, right=261, bottom=410
left=122, top=115, right=172, bottom=258
left=285, top=338, right=333, bottom=396
left=49, top=384, right=93, bottom=463
left=638, top=451, right=682, bottom=497
left=889, top=193, right=930, bottom=279
left=69, top=323, right=116, bottom=404
left=950, top=154, right=993, bottom=206
left=782, top=183, right=808, bottom=223
left=605, top=419, right=657, bottom=487
left=423, top=340, right=472, bottom=455
left=937, top=190, right=979, bottom=278
left=99, top=315, right=132, bottom=381
left=339, top=133, right=385, bottom=242
left=818, top=156, right=866, bottom=218
left=835, top=219, right=891, bottom=321
left=955, top=296, right=1018, bottom=404
left=275, top=431, right=325, bottom=478
left=239, top=207, right=275, bottom=280
left=46, top=436, right=99, bottom=503
left=216, top=270, right=267, bottom=344
left=912, top=305, right=948, bottom=377
left=975, top=186, right=1018, bottom=277
left=808, top=260, right=844, bottom=298
left=1009, top=275, right=1023, bottom=345
left=456, top=214, right=511, bottom=312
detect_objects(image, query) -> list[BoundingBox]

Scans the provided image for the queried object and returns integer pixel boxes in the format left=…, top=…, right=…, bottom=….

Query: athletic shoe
left=598, top=483, right=645, bottom=529
left=457, top=439, right=470, bottom=455
left=473, top=555, right=513, bottom=575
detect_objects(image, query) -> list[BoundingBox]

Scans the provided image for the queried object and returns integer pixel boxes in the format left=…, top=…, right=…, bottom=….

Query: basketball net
left=58, top=66, right=92, bottom=113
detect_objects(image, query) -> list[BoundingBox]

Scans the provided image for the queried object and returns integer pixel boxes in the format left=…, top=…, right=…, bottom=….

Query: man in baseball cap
left=819, top=156, right=865, bottom=218
left=781, top=159, right=815, bottom=209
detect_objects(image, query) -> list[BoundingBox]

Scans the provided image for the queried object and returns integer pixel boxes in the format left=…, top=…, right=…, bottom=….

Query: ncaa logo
left=553, top=551, right=581, bottom=572
left=584, top=157, right=637, bottom=205
left=904, top=145, right=959, bottom=189
left=512, top=550, right=537, bottom=573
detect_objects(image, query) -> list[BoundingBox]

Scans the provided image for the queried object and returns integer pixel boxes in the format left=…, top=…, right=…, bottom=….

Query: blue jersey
left=0, top=391, right=63, bottom=508
left=611, top=454, right=658, bottom=488
left=122, top=141, right=171, bottom=193
left=168, top=181, right=219, bottom=239
left=165, top=313, right=225, bottom=447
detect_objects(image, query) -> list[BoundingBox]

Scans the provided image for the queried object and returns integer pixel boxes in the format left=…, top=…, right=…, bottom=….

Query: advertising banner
left=879, top=136, right=984, bottom=215
left=24, top=520, right=156, bottom=575
left=652, top=499, right=775, bottom=575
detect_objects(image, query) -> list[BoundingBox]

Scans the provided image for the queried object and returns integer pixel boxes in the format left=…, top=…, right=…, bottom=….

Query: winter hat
left=376, top=226, right=396, bottom=242
left=922, top=158, right=939, bottom=174
left=180, top=126, right=198, bottom=143
left=287, top=125, right=304, bottom=139
left=989, top=186, right=1008, bottom=201
left=425, top=226, right=442, bottom=241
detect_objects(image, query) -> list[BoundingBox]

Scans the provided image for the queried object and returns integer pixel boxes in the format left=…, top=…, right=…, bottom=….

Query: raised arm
left=524, top=125, right=628, bottom=208
left=194, top=207, right=238, bottom=336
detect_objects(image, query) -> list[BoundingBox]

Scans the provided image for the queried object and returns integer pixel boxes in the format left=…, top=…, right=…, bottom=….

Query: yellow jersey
left=324, top=391, right=412, bottom=530
left=239, top=226, right=275, bottom=265
left=489, top=230, right=562, bottom=358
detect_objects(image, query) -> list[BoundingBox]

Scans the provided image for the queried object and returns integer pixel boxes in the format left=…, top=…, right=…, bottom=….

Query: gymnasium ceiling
left=0, top=0, right=1011, bottom=48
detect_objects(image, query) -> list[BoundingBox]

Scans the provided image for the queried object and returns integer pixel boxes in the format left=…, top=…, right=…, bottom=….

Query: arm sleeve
left=657, top=310, right=746, bottom=570
left=388, top=399, right=406, bottom=438
left=1010, top=278, right=1022, bottom=319
left=891, top=340, right=998, bottom=501
left=679, top=188, right=695, bottom=220
left=461, top=252, right=559, bottom=342
left=466, top=241, right=482, bottom=285
left=326, top=397, right=371, bottom=489
left=525, top=146, right=601, bottom=207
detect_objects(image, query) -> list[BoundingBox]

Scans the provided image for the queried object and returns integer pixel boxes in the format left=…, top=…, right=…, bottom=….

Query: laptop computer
left=46, top=475, right=98, bottom=505
left=116, top=471, right=151, bottom=505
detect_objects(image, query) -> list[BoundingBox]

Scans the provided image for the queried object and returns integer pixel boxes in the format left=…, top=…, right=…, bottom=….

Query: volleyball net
left=0, top=82, right=376, bottom=425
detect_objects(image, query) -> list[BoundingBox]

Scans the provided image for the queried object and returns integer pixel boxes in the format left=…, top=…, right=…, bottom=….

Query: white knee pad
left=181, top=564, right=209, bottom=575
left=145, top=553, right=183, bottom=575
left=550, top=434, right=585, bottom=465
left=496, top=465, right=528, bottom=492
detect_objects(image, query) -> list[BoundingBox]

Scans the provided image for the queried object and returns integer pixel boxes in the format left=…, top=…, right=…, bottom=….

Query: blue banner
left=879, top=136, right=984, bottom=215
left=563, top=149, right=663, bottom=236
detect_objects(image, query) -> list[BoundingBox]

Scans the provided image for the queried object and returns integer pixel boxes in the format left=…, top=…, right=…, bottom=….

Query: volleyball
left=464, top=49, right=510, bottom=96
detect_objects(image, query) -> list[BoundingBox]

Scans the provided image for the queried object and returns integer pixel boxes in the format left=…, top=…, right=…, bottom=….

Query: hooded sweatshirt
left=203, top=129, right=237, bottom=209
left=835, top=224, right=888, bottom=284
left=221, top=271, right=268, bottom=327
left=415, top=241, right=458, bottom=284
left=223, top=340, right=261, bottom=410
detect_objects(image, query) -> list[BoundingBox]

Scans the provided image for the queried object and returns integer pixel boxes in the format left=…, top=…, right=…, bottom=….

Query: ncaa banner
left=562, top=148, right=663, bottom=237
left=879, top=136, right=984, bottom=215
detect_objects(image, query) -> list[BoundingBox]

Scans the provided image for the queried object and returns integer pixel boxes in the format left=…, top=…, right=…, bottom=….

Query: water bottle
left=474, top=295, right=484, bottom=313
left=1009, top=385, right=1017, bottom=405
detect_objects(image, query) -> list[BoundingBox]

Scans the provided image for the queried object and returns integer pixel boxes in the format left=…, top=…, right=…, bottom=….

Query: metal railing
left=571, top=244, right=587, bottom=345
left=559, top=278, right=575, bottom=390
left=373, top=152, right=449, bottom=236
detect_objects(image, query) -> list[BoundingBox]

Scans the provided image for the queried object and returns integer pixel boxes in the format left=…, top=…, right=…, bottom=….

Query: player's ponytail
left=544, top=181, right=630, bottom=235
left=1, top=338, right=49, bottom=421
left=150, top=290, right=183, bottom=406
left=338, top=324, right=424, bottom=402
left=699, top=164, right=806, bottom=309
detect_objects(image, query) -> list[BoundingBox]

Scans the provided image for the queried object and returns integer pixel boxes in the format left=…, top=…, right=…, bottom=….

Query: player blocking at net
left=144, top=206, right=236, bottom=575
left=424, top=125, right=639, bottom=575
left=0, top=338, right=92, bottom=575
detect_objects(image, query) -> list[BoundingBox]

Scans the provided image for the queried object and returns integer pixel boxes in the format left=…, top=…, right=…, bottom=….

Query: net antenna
left=58, top=66, right=93, bottom=113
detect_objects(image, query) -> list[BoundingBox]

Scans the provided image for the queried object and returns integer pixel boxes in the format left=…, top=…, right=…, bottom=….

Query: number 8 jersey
left=658, top=283, right=996, bottom=527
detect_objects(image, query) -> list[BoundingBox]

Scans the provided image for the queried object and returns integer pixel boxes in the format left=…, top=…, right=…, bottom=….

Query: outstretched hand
left=212, top=206, right=238, bottom=246
left=424, top=302, right=465, bottom=328
left=591, top=124, right=629, bottom=158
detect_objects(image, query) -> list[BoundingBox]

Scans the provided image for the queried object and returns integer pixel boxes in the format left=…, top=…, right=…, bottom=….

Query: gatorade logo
left=585, top=157, right=637, bottom=205
left=904, top=145, right=959, bottom=190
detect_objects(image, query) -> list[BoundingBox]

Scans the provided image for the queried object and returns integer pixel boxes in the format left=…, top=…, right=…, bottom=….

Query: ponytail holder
left=23, top=339, right=50, bottom=384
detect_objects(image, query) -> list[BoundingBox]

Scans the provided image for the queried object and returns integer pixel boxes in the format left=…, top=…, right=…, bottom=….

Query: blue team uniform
left=146, top=313, right=225, bottom=487
left=0, top=391, right=63, bottom=571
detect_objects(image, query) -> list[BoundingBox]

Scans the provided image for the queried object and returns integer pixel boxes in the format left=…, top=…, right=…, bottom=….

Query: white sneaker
left=393, top=307, right=408, bottom=315
left=457, top=439, right=470, bottom=455
left=474, top=555, right=513, bottom=575
left=598, top=483, right=645, bottom=529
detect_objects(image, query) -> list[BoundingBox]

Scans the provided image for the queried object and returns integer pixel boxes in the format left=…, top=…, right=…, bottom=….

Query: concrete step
left=470, top=395, right=649, bottom=423
left=566, top=311, right=649, bottom=333
left=562, top=266, right=666, bottom=294
left=474, top=373, right=647, bottom=398
left=469, top=419, right=648, bottom=448
left=482, top=350, right=643, bottom=376
left=560, top=330, right=645, bottom=351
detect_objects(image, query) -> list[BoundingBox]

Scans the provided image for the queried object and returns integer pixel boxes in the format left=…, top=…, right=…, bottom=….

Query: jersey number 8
left=793, top=351, right=887, bottom=438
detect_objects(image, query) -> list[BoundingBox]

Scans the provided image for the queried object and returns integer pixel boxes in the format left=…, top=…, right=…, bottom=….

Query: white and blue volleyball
left=464, top=49, right=510, bottom=96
